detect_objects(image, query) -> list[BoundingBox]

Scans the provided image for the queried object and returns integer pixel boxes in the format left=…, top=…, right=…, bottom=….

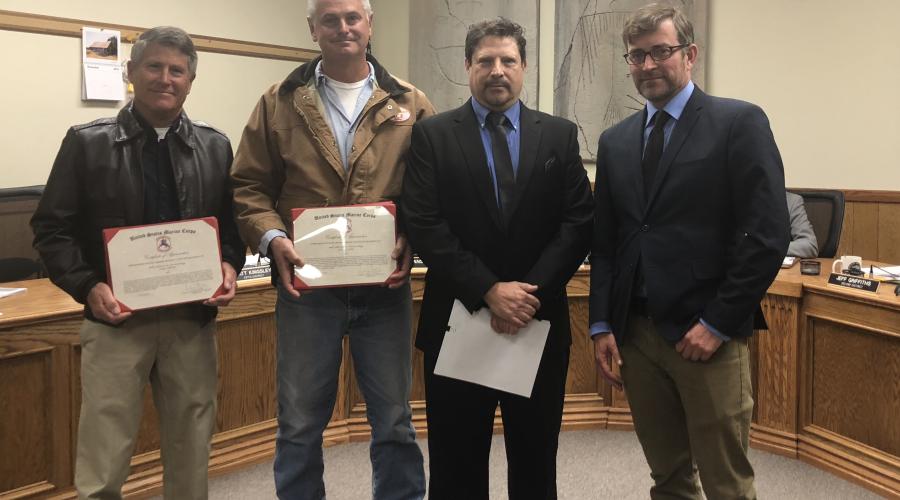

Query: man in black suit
left=589, top=4, right=789, bottom=499
left=402, top=18, right=593, bottom=500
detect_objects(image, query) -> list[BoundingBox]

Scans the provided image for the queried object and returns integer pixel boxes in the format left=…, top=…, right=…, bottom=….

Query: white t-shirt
left=323, top=75, right=368, bottom=118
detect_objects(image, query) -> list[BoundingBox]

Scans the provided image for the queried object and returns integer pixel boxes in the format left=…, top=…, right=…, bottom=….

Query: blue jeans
left=273, top=283, right=425, bottom=500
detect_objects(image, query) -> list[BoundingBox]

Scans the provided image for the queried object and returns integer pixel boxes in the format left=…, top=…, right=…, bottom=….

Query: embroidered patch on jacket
left=392, top=107, right=411, bottom=122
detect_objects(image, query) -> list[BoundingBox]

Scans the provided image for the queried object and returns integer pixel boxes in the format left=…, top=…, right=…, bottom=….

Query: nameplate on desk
left=827, top=273, right=879, bottom=293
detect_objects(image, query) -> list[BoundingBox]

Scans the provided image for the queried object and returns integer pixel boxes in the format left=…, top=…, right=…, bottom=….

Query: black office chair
left=790, top=190, right=845, bottom=258
left=0, top=257, right=40, bottom=282
left=0, top=185, right=46, bottom=281
left=0, top=185, right=44, bottom=200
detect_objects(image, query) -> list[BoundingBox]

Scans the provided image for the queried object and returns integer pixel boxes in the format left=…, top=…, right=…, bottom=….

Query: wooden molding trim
left=0, top=9, right=318, bottom=63
left=749, top=423, right=799, bottom=458
left=788, top=187, right=900, bottom=203
left=797, top=432, right=900, bottom=498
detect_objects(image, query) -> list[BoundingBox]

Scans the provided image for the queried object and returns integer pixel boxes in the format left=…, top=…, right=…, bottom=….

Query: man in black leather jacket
left=30, top=27, right=244, bottom=500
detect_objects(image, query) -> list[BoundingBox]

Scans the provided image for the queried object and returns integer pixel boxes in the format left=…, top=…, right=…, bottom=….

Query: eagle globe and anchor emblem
left=156, top=235, right=173, bottom=252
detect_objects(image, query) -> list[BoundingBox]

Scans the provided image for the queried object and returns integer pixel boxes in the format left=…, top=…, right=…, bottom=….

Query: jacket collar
left=644, top=86, right=704, bottom=210
left=279, top=53, right=409, bottom=97
left=115, top=102, right=194, bottom=148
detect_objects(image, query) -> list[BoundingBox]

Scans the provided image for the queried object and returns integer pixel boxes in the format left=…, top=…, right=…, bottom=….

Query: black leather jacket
left=31, top=104, right=245, bottom=320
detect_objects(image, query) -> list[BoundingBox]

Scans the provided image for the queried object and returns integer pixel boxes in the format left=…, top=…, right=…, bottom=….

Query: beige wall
left=370, top=0, right=409, bottom=81
left=2, top=1, right=899, bottom=190
left=0, top=0, right=314, bottom=188
left=372, top=0, right=900, bottom=191
left=707, top=0, right=900, bottom=190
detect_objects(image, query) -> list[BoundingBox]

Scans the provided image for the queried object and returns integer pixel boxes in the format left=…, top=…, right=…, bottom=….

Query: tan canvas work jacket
left=231, top=55, right=435, bottom=249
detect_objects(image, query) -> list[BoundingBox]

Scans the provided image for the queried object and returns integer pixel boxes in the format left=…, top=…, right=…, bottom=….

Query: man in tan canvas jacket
left=230, top=0, right=434, bottom=498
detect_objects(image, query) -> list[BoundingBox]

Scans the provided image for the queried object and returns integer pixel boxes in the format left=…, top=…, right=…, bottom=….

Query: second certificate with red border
left=291, top=202, right=397, bottom=289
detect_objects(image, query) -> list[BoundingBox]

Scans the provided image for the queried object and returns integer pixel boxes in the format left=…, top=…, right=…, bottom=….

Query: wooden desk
left=752, top=260, right=900, bottom=497
left=1, top=265, right=897, bottom=498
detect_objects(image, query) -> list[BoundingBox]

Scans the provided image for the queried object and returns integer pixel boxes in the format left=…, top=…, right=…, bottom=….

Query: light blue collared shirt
left=257, top=62, right=376, bottom=257
left=642, top=80, right=694, bottom=154
left=316, top=61, right=376, bottom=172
left=471, top=98, right=521, bottom=206
left=590, top=80, right=730, bottom=342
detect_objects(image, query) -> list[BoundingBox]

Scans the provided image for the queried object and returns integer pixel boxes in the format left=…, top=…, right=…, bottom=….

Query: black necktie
left=642, top=110, right=671, bottom=198
left=486, top=111, right=516, bottom=221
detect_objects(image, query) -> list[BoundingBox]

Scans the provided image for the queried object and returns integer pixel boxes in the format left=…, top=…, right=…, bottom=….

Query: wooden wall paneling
left=215, top=316, right=277, bottom=433
left=0, top=348, right=54, bottom=495
left=876, top=203, right=900, bottom=264
left=808, top=321, right=899, bottom=456
left=787, top=190, right=900, bottom=262
left=564, top=297, right=596, bottom=394
left=562, top=294, right=609, bottom=430
left=750, top=293, right=802, bottom=457
left=0, top=319, right=79, bottom=498
left=51, top=339, right=74, bottom=491
left=847, top=202, right=880, bottom=260
left=797, top=290, right=900, bottom=498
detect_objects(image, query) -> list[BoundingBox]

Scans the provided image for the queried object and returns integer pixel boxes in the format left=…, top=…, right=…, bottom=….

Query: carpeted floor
left=174, top=429, right=881, bottom=499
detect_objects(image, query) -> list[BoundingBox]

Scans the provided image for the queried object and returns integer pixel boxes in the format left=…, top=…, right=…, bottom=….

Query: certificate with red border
left=102, top=217, right=224, bottom=311
left=291, top=202, right=397, bottom=289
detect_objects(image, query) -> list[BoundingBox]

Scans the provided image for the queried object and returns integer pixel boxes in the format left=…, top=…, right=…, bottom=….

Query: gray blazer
left=786, top=192, right=818, bottom=258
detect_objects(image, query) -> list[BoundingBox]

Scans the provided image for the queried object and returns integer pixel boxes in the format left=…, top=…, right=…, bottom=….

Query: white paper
left=871, top=265, right=900, bottom=278
left=434, top=300, right=550, bottom=398
left=83, top=63, right=125, bottom=101
left=82, top=27, right=124, bottom=101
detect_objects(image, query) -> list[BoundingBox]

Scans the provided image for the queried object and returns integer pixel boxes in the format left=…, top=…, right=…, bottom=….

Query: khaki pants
left=75, top=306, right=217, bottom=500
left=621, top=314, right=756, bottom=500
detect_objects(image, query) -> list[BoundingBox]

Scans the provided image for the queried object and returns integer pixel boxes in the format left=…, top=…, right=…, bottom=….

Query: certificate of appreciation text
left=291, top=202, right=397, bottom=288
left=103, top=217, right=223, bottom=311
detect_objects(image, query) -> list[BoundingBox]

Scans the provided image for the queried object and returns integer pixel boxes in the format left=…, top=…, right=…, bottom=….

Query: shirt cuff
left=700, top=318, right=731, bottom=342
left=589, top=321, right=613, bottom=338
left=259, top=229, right=288, bottom=257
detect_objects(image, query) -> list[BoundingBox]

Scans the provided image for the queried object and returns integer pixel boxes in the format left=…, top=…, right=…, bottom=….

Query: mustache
left=636, top=75, right=664, bottom=83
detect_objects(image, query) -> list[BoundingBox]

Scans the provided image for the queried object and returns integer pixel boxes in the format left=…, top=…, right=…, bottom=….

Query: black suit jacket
left=589, top=87, right=790, bottom=343
left=403, top=100, right=594, bottom=354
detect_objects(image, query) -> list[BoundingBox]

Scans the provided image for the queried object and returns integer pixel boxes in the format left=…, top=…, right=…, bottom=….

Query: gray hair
left=622, top=3, right=694, bottom=49
left=131, top=26, right=198, bottom=77
left=307, top=0, right=373, bottom=18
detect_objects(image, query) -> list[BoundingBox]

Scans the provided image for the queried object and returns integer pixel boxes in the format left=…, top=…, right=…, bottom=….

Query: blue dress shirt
left=470, top=98, right=521, bottom=206
left=258, top=62, right=376, bottom=257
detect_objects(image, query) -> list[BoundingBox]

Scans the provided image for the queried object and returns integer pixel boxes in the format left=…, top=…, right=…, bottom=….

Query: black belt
left=630, top=296, right=650, bottom=318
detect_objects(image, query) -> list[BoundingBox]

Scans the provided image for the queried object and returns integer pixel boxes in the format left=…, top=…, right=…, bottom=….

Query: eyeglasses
left=623, top=44, right=690, bottom=65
